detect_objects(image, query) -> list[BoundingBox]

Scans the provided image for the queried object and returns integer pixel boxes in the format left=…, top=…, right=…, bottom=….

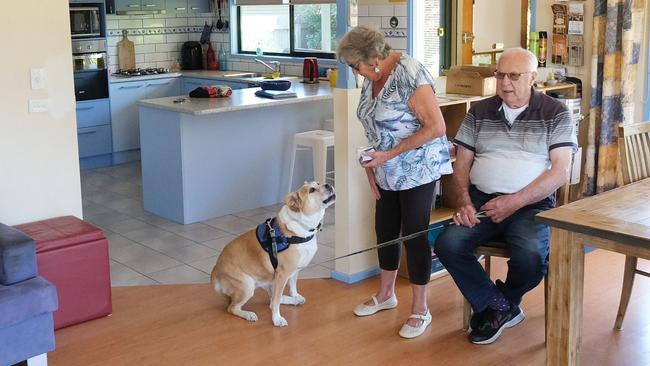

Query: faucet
left=254, top=59, right=281, bottom=74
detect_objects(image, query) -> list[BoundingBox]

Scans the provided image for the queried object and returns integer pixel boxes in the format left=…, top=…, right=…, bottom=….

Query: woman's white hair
left=336, top=25, right=391, bottom=66
left=499, top=47, right=538, bottom=72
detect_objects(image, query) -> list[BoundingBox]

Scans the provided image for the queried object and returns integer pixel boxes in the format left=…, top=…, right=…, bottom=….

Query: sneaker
left=468, top=308, right=489, bottom=332
left=469, top=304, right=525, bottom=345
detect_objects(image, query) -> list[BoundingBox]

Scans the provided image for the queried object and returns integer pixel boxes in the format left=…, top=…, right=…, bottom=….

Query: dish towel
left=189, top=85, right=232, bottom=98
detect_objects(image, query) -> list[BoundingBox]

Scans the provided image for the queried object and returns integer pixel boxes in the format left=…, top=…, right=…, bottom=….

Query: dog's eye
left=309, top=187, right=316, bottom=193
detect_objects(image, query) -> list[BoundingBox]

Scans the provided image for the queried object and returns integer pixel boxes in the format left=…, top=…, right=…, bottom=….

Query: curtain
left=582, top=0, right=644, bottom=196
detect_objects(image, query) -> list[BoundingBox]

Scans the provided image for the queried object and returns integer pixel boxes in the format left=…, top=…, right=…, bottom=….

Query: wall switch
left=29, top=99, right=49, bottom=113
left=30, top=68, right=47, bottom=90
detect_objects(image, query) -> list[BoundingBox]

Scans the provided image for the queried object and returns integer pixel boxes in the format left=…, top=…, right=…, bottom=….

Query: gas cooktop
left=112, top=68, right=170, bottom=77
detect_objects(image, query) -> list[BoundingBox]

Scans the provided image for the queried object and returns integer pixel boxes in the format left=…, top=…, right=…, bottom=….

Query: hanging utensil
left=216, top=0, right=224, bottom=30
left=223, top=0, right=229, bottom=29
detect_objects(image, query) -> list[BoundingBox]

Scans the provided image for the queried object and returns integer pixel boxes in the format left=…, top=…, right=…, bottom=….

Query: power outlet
left=29, top=99, right=49, bottom=113
left=30, top=68, right=47, bottom=90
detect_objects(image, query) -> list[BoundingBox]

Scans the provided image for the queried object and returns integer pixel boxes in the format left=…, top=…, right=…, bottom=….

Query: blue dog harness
left=256, top=218, right=321, bottom=270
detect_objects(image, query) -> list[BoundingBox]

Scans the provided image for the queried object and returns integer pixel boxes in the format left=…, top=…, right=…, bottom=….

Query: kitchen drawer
left=78, top=125, right=112, bottom=158
left=76, top=99, right=111, bottom=128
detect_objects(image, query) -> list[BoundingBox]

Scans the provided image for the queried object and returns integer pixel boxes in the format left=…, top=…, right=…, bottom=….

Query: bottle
left=538, top=31, right=548, bottom=68
left=170, top=58, right=181, bottom=72
left=218, top=44, right=227, bottom=71
left=256, top=41, right=263, bottom=57
left=207, top=43, right=218, bottom=70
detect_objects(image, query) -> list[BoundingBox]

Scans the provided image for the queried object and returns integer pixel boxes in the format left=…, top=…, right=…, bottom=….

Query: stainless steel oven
left=72, top=40, right=109, bottom=101
left=70, top=5, right=103, bottom=38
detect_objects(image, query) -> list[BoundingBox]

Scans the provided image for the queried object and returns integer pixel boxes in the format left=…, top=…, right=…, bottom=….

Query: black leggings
left=375, top=181, right=436, bottom=285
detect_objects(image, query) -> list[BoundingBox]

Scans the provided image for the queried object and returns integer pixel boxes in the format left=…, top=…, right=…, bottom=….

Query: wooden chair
left=614, top=121, right=650, bottom=329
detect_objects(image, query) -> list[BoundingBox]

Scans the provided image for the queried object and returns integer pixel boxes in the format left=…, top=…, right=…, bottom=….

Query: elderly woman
left=337, top=25, right=452, bottom=339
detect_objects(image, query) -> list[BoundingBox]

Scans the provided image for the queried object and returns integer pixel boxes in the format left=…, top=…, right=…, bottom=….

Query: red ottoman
left=15, top=216, right=112, bottom=330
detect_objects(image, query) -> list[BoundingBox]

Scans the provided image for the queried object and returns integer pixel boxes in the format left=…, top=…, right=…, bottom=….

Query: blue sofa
left=0, top=223, right=58, bottom=366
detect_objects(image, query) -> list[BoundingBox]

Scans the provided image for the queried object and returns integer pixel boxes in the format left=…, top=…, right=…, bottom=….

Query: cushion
left=15, top=216, right=104, bottom=253
left=0, top=276, right=58, bottom=328
left=0, top=223, right=37, bottom=285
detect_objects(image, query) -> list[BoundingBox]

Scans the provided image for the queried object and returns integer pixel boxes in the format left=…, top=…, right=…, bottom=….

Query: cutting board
left=117, top=29, right=135, bottom=70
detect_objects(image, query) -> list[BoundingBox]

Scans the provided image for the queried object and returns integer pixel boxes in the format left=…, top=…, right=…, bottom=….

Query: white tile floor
left=81, top=162, right=335, bottom=286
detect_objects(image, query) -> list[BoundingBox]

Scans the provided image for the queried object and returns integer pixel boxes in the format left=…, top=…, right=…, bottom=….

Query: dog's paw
left=272, top=315, right=288, bottom=327
left=293, top=294, right=306, bottom=305
left=236, top=311, right=257, bottom=322
left=281, top=294, right=305, bottom=306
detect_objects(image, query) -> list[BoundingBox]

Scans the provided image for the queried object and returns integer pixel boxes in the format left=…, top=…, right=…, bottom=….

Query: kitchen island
left=137, top=81, right=333, bottom=224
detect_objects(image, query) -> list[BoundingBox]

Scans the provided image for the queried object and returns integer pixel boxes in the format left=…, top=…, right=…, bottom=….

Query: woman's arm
left=362, top=85, right=446, bottom=168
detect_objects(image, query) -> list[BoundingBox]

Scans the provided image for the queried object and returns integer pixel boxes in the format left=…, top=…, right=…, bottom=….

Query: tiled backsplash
left=106, top=3, right=407, bottom=76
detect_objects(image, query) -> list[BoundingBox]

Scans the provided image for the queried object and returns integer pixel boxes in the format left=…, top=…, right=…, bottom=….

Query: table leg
left=546, top=227, right=584, bottom=366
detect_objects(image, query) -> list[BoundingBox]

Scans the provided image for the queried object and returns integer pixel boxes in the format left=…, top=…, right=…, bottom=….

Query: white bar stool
left=288, top=130, right=335, bottom=192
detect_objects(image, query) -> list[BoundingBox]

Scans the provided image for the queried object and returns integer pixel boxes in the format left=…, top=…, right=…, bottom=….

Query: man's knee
left=511, top=248, right=547, bottom=277
left=434, top=228, right=469, bottom=258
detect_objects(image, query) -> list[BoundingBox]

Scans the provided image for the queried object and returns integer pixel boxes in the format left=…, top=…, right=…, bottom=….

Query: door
left=460, top=0, right=529, bottom=65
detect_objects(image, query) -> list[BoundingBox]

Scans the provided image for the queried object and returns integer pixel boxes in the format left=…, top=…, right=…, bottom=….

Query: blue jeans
left=434, top=186, right=554, bottom=312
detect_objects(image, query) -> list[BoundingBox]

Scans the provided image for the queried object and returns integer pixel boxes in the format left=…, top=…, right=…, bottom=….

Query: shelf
left=430, top=207, right=454, bottom=224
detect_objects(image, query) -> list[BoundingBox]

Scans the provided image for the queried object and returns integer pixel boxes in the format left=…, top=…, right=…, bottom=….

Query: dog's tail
left=210, top=270, right=223, bottom=294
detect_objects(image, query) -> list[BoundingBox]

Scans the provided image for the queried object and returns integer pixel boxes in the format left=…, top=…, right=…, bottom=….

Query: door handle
left=119, top=85, right=144, bottom=89
left=76, top=106, right=94, bottom=111
left=462, top=32, right=475, bottom=44
left=78, top=130, right=97, bottom=136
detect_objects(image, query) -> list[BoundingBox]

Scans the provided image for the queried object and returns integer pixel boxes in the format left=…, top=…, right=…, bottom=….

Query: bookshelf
left=396, top=94, right=489, bottom=280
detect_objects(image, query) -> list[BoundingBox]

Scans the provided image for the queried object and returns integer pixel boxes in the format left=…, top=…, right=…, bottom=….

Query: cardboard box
left=446, top=65, right=497, bottom=96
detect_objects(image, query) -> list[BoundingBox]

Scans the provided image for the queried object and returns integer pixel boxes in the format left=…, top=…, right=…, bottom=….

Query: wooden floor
left=50, top=250, right=649, bottom=366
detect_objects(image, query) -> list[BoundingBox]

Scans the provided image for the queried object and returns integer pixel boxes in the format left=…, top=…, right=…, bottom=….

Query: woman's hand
left=365, top=167, right=381, bottom=200
left=360, top=150, right=392, bottom=168
left=453, top=203, right=481, bottom=228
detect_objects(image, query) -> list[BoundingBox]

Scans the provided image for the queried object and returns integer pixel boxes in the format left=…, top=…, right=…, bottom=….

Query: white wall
left=0, top=1, right=82, bottom=225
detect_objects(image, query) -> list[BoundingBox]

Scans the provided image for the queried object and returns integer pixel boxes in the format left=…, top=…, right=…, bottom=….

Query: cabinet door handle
left=118, top=85, right=144, bottom=89
left=175, top=7, right=186, bottom=10
left=144, top=4, right=157, bottom=7
left=191, top=7, right=200, bottom=10
left=128, top=4, right=140, bottom=7
left=147, top=81, right=171, bottom=86
left=78, top=130, right=97, bottom=136
left=76, top=106, right=94, bottom=111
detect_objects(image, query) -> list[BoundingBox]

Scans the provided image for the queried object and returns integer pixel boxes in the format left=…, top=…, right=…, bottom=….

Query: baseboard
left=331, top=266, right=380, bottom=284
left=112, top=150, right=141, bottom=165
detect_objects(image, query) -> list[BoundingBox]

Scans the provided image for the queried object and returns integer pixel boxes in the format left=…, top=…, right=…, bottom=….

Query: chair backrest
left=617, top=122, right=650, bottom=184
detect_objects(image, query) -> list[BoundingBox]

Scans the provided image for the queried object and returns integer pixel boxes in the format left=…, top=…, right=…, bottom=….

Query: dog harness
left=256, top=218, right=321, bottom=270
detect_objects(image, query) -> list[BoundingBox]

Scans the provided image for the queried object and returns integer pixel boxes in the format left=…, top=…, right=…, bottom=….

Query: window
left=237, top=3, right=336, bottom=58
left=410, top=0, right=451, bottom=77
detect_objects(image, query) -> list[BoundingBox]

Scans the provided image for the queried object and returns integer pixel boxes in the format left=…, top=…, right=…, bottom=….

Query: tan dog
left=211, top=182, right=335, bottom=327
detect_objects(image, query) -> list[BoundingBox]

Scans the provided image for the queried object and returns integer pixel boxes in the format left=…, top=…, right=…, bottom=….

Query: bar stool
left=288, top=130, right=335, bottom=192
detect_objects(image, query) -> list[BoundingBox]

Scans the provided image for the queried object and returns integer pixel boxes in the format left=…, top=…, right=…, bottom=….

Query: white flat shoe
left=353, top=294, right=398, bottom=317
left=398, top=310, right=432, bottom=339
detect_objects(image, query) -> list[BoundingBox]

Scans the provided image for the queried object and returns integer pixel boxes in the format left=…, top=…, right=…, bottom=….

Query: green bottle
left=218, top=44, right=227, bottom=71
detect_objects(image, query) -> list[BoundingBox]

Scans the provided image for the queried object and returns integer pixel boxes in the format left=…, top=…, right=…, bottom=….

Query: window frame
left=236, top=4, right=336, bottom=59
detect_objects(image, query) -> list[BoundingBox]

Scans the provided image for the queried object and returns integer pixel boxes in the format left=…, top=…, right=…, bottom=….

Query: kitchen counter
left=137, top=81, right=331, bottom=115
left=137, top=80, right=333, bottom=224
left=109, top=69, right=299, bottom=84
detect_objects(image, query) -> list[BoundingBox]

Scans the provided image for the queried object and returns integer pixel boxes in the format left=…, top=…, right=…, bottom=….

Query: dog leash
left=313, top=211, right=487, bottom=266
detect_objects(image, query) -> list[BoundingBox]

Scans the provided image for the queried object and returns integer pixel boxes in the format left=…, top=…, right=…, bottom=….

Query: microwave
left=70, top=6, right=103, bottom=38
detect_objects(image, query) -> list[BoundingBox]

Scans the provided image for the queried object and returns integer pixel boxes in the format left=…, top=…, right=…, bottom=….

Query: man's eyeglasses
left=493, top=71, right=533, bottom=81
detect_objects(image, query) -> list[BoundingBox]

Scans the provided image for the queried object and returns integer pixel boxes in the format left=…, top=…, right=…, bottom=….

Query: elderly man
left=434, top=47, right=577, bottom=345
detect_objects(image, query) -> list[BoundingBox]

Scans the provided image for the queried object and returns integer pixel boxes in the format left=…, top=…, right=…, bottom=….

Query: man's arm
left=480, top=146, right=573, bottom=223
left=452, top=145, right=481, bottom=227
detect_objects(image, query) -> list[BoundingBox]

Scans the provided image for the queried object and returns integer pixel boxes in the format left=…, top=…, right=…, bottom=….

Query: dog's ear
left=284, top=191, right=302, bottom=212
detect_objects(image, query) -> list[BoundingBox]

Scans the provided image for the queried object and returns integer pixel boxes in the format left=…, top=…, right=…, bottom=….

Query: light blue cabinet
left=110, top=77, right=181, bottom=158
left=76, top=99, right=112, bottom=170
left=116, top=0, right=165, bottom=12
left=166, top=0, right=211, bottom=14
left=188, top=0, right=211, bottom=14
left=182, top=77, right=252, bottom=95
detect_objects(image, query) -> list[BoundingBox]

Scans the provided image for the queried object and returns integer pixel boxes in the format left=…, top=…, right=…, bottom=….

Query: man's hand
left=453, top=203, right=481, bottom=228
left=365, top=167, right=381, bottom=200
left=480, top=194, right=523, bottom=223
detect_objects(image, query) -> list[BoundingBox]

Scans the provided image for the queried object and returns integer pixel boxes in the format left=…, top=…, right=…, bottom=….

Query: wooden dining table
left=536, top=178, right=650, bottom=366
